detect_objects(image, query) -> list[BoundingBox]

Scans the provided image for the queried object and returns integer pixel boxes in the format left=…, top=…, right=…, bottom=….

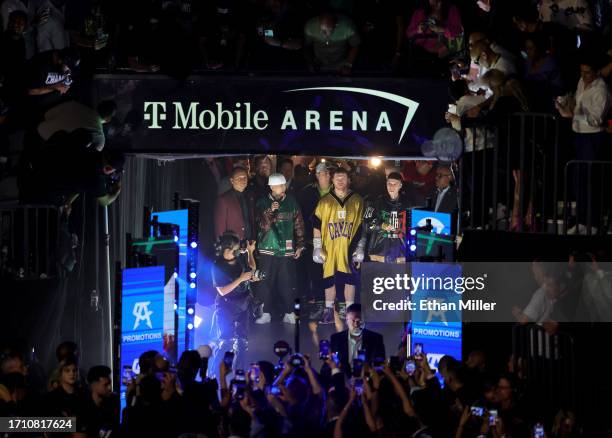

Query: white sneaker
left=255, top=313, right=271, bottom=324
left=282, top=312, right=296, bottom=324
left=568, top=224, right=597, bottom=235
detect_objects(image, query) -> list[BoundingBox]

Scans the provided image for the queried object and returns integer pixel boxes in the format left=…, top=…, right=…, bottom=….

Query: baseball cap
left=315, top=162, right=329, bottom=173
left=268, top=173, right=287, bottom=186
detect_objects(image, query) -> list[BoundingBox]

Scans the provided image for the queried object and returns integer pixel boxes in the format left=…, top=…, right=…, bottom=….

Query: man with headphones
left=210, top=232, right=260, bottom=373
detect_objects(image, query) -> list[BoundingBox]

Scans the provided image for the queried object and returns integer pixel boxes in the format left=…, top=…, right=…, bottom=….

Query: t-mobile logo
left=143, top=102, right=167, bottom=129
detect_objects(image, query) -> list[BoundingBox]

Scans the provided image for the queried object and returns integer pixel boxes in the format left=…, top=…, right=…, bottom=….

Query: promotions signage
left=94, top=75, right=449, bottom=156
left=119, top=266, right=165, bottom=413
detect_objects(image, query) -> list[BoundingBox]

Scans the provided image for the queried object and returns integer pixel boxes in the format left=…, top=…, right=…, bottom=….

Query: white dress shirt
left=572, top=77, right=610, bottom=134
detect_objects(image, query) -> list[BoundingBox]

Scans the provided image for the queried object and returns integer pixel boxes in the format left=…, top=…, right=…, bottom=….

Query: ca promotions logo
left=132, top=301, right=153, bottom=330
left=143, top=87, right=420, bottom=145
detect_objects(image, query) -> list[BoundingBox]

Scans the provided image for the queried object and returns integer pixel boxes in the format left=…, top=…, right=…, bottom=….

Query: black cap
left=387, top=172, right=403, bottom=182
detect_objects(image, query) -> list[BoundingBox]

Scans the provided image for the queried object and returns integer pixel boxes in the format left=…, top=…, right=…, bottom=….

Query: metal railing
left=512, top=323, right=576, bottom=410
left=459, top=113, right=611, bottom=235
left=0, top=204, right=61, bottom=280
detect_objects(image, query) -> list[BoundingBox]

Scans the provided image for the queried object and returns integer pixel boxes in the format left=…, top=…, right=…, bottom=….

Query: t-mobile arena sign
left=94, top=75, right=450, bottom=156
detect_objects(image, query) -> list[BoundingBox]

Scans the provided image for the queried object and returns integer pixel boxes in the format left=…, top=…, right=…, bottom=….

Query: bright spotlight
left=370, top=157, right=382, bottom=167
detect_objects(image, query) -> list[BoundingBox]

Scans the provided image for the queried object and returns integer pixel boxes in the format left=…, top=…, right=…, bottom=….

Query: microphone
left=197, top=345, right=213, bottom=378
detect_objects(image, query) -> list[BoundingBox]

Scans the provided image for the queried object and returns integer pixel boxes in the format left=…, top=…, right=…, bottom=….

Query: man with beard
left=254, top=173, right=305, bottom=324
left=363, top=172, right=415, bottom=263
left=249, top=155, right=273, bottom=201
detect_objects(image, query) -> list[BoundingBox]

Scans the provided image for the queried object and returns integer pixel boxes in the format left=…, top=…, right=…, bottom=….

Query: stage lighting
left=190, top=282, right=196, bottom=289
left=370, top=157, right=382, bottom=167
left=410, top=244, right=417, bottom=252
left=321, top=158, right=326, bottom=163
left=190, top=242, right=198, bottom=249
left=410, top=229, right=416, bottom=236
left=187, top=323, right=194, bottom=330
left=187, top=307, right=194, bottom=315
left=174, top=303, right=178, bottom=310
left=173, top=272, right=178, bottom=278
left=174, top=235, right=179, bottom=242
left=194, top=315, right=203, bottom=328
left=190, top=272, right=197, bottom=279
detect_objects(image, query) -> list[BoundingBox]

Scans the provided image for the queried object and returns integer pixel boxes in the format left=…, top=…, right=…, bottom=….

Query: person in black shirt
left=80, top=366, right=119, bottom=436
left=26, top=49, right=73, bottom=116
left=363, top=172, right=416, bottom=263
left=211, top=232, right=260, bottom=373
left=44, top=357, right=86, bottom=419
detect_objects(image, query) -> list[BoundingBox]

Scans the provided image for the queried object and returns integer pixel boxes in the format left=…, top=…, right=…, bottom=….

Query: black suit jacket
left=430, top=186, right=458, bottom=214
left=330, top=329, right=385, bottom=375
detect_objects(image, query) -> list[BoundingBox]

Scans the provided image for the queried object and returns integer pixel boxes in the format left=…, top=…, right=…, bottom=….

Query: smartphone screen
left=223, top=351, right=235, bottom=368
left=405, top=360, right=416, bottom=375
left=470, top=406, right=484, bottom=417
left=414, top=343, right=423, bottom=355
left=489, top=409, right=498, bottom=425
left=264, top=29, right=274, bottom=37
left=354, top=378, right=363, bottom=395
left=389, top=356, right=401, bottom=372
left=319, top=340, right=330, bottom=360
left=533, top=423, right=544, bottom=438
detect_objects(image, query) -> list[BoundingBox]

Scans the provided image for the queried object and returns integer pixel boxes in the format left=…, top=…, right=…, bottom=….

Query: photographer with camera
left=211, top=232, right=260, bottom=374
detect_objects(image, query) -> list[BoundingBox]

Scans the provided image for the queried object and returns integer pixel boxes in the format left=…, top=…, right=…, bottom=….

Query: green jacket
left=256, top=193, right=305, bottom=257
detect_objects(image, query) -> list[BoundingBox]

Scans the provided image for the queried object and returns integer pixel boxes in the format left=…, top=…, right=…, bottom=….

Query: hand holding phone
left=223, top=351, right=235, bottom=370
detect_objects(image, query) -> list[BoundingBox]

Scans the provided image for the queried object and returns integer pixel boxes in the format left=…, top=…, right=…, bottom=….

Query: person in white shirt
left=513, top=260, right=563, bottom=324
left=555, top=58, right=610, bottom=232
left=467, top=39, right=517, bottom=97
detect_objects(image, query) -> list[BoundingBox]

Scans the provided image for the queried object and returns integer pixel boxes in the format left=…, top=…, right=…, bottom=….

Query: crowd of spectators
left=0, top=310, right=590, bottom=437
left=0, top=0, right=610, bottom=227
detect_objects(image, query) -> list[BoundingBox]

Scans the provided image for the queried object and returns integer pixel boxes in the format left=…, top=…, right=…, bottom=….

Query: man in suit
left=214, top=167, right=255, bottom=240
left=430, top=164, right=458, bottom=214
left=330, top=303, right=385, bottom=375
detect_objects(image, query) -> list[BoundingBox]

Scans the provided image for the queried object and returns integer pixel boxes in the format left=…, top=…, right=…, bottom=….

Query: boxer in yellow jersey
left=312, top=167, right=366, bottom=325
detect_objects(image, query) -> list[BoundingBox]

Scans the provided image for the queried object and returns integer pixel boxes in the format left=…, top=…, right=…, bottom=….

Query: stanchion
left=103, top=205, right=113, bottom=382
left=294, top=299, right=301, bottom=353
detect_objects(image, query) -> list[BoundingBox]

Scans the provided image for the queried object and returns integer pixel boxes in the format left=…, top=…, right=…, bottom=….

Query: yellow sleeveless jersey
left=315, top=191, right=364, bottom=277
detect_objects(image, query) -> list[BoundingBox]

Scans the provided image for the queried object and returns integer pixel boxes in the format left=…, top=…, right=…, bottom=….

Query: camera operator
left=211, top=232, right=260, bottom=373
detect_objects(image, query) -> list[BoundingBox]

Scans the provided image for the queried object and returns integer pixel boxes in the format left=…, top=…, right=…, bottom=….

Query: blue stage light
left=410, top=244, right=417, bottom=252
left=190, top=282, right=196, bottom=289
left=190, top=272, right=197, bottom=279
left=410, top=229, right=416, bottom=236
left=190, top=242, right=198, bottom=249
left=187, top=307, right=194, bottom=315
left=174, top=235, right=179, bottom=242
left=187, top=323, right=194, bottom=330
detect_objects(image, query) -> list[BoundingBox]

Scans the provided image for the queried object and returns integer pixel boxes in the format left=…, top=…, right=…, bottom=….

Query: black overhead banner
left=94, top=75, right=449, bottom=157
